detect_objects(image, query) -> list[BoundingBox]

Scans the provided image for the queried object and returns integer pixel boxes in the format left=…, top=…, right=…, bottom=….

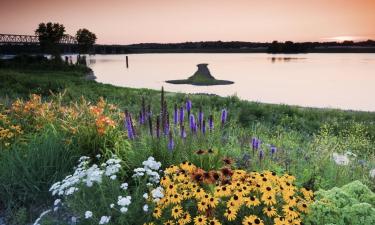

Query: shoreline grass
left=0, top=59, right=374, bottom=225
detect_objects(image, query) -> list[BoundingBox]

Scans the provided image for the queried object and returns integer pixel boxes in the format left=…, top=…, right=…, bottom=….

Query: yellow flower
left=164, top=220, right=175, bottom=225
left=170, top=193, right=183, bottom=204
left=300, top=187, right=314, bottom=200
left=153, top=207, right=162, bottom=219
left=180, top=212, right=191, bottom=224
left=274, top=217, right=288, bottom=225
left=197, top=201, right=209, bottom=212
left=242, top=215, right=264, bottom=225
left=261, top=193, right=276, bottom=206
left=207, top=218, right=221, bottom=225
left=207, top=196, right=219, bottom=208
left=224, top=208, right=237, bottom=221
left=171, top=205, right=183, bottom=219
left=245, top=196, right=261, bottom=207
left=282, top=205, right=300, bottom=219
left=297, top=201, right=309, bottom=213
left=263, top=206, right=278, bottom=217
left=194, top=215, right=207, bottom=225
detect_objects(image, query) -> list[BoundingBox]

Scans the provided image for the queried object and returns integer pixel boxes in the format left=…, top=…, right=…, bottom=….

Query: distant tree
left=76, top=28, right=97, bottom=54
left=35, top=22, right=66, bottom=59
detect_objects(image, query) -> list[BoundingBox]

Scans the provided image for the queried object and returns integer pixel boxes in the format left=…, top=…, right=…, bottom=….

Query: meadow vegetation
left=0, top=57, right=374, bottom=225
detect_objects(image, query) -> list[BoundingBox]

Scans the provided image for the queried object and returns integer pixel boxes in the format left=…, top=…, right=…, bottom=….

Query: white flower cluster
left=99, top=216, right=111, bottom=224
left=332, top=152, right=350, bottom=166
left=117, top=195, right=132, bottom=213
left=132, top=157, right=162, bottom=184
left=151, top=186, right=165, bottom=202
left=49, top=156, right=122, bottom=196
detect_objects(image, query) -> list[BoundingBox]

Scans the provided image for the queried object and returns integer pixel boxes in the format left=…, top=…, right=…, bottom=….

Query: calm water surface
left=87, top=53, right=375, bottom=111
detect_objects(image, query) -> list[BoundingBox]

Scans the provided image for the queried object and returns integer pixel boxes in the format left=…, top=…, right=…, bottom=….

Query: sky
left=0, top=0, right=374, bottom=44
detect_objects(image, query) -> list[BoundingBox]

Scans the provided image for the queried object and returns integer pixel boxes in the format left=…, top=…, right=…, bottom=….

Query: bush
left=304, top=180, right=375, bottom=225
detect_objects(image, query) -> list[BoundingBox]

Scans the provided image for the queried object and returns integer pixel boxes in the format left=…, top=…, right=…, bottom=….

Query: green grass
left=0, top=61, right=374, bottom=224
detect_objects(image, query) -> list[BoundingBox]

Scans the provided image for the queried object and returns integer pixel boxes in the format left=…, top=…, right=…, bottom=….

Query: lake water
left=86, top=53, right=375, bottom=111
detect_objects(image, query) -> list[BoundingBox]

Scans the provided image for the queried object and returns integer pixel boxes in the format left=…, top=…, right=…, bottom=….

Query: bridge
left=0, top=34, right=77, bottom=45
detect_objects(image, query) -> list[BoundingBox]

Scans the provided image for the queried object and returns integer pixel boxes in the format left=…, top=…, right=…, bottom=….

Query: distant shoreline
left=124, top=47, right=375, bottom=54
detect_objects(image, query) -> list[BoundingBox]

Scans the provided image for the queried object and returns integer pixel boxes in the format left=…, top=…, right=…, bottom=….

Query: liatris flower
left=189, top=114, right=195, bottom=131
left=202, top=120, right=206, bottom=134
left=156, top=116, right=160, bottom=138
left=124, top=111, right=134, bottom=140
left=148, top=114, right=153, bottom=136
left=139, top=110, right=144, bottom=125
left=168, top=131, right=174, bottom=152
left=179, top=106, right=184, bottom=124
left=251, top=137, right=257, bottom=150
left=221, top=109, right=227, bottom=126
left=164, top=112, right=170, bottom=135
left=141, top=96, right=146, bottom=119
left=129, top=113, right=136, bottom=137
left=208, top=115, right=214, bottom=131
left=174, top=104, right=178, bottom=125
left=186, top=99, right=192, bottom=116
left=198, top=107, right=203, bottom=128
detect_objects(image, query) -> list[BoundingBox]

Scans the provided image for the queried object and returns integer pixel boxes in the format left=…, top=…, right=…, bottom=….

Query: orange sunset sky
left=0, top=0, right=374, bottom=44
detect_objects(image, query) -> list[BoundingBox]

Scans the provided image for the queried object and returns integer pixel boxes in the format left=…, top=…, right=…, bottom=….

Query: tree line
left=34, top=22, right=97, bottom=59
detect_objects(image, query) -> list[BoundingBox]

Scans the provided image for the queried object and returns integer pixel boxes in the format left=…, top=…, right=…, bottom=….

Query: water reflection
left=87, top=53, right=375, bottom=111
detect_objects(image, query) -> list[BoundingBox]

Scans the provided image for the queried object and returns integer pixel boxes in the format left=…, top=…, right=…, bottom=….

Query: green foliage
left=35, top=22, right=66, bottom=57
left=305, top=181, right=375, bottom=225
left=0, top=126, right=79, bottom=222
left=76, top=28, right=97, bottom=54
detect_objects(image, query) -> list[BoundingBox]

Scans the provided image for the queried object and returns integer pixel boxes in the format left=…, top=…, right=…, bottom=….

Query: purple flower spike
left=174, top=104, right=178, bottom=125
left=221, top=109, right=227, bottom=125
left=168, top=131, right=174, bottom=152
left=179, top=106, right=184, bottom=124
left=209, top=115, right=214, bottom=131
left=139, top=110, right=144, bottom=125
left=156, top=116, right=160, bottom=138
left=124, top=111, right=134, bottom=140
left=189, top=114, right=195, bottom=131
left=186, top=99, right=192, bottom=116
left=202, top=120, right=206, bottom=134
left=252, top=137, right=257, bottom=150
left=198, top=108, right=203, bottom=128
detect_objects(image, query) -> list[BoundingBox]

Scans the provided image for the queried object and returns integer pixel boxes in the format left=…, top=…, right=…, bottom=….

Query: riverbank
left=0, top=62, right=374, bottom=224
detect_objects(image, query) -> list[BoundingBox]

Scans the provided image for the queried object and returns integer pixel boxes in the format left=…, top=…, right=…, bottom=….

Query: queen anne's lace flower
left=85, top=211, right=93, bottom=219
left=99, top=216, right=111, bottom=224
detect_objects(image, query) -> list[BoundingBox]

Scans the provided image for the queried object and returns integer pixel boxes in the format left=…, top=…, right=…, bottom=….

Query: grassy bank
left=0, top=59, right=374, bottom=225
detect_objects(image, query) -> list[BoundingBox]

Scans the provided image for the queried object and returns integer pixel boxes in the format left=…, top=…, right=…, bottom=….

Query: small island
left=166, top=63, right=234, bottom=86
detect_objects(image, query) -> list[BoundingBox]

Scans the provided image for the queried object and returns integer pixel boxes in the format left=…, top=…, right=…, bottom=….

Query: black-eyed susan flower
left=208, top=218, right=221, bottom=225
left=194, top=215, right=207, bottom=225
left=180, top=212, right=191, bottom=224
left=224, top=208, right=237, bottom=221
left=263, top=206, right=278, bottom=217
left=164, top=220, right=175, bottom=225
left=153, top=207, right=162, bottom=219
left=245, top=196, right=261, bottom=207
left=197, top=201, right=209, bottom=212
left=171, top=205, right=183, bottom=219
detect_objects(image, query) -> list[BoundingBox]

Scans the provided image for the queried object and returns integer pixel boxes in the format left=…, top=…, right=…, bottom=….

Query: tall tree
left=35, top=22, right=66, bottom=58
left=76, top=28, right=97, bottom=54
